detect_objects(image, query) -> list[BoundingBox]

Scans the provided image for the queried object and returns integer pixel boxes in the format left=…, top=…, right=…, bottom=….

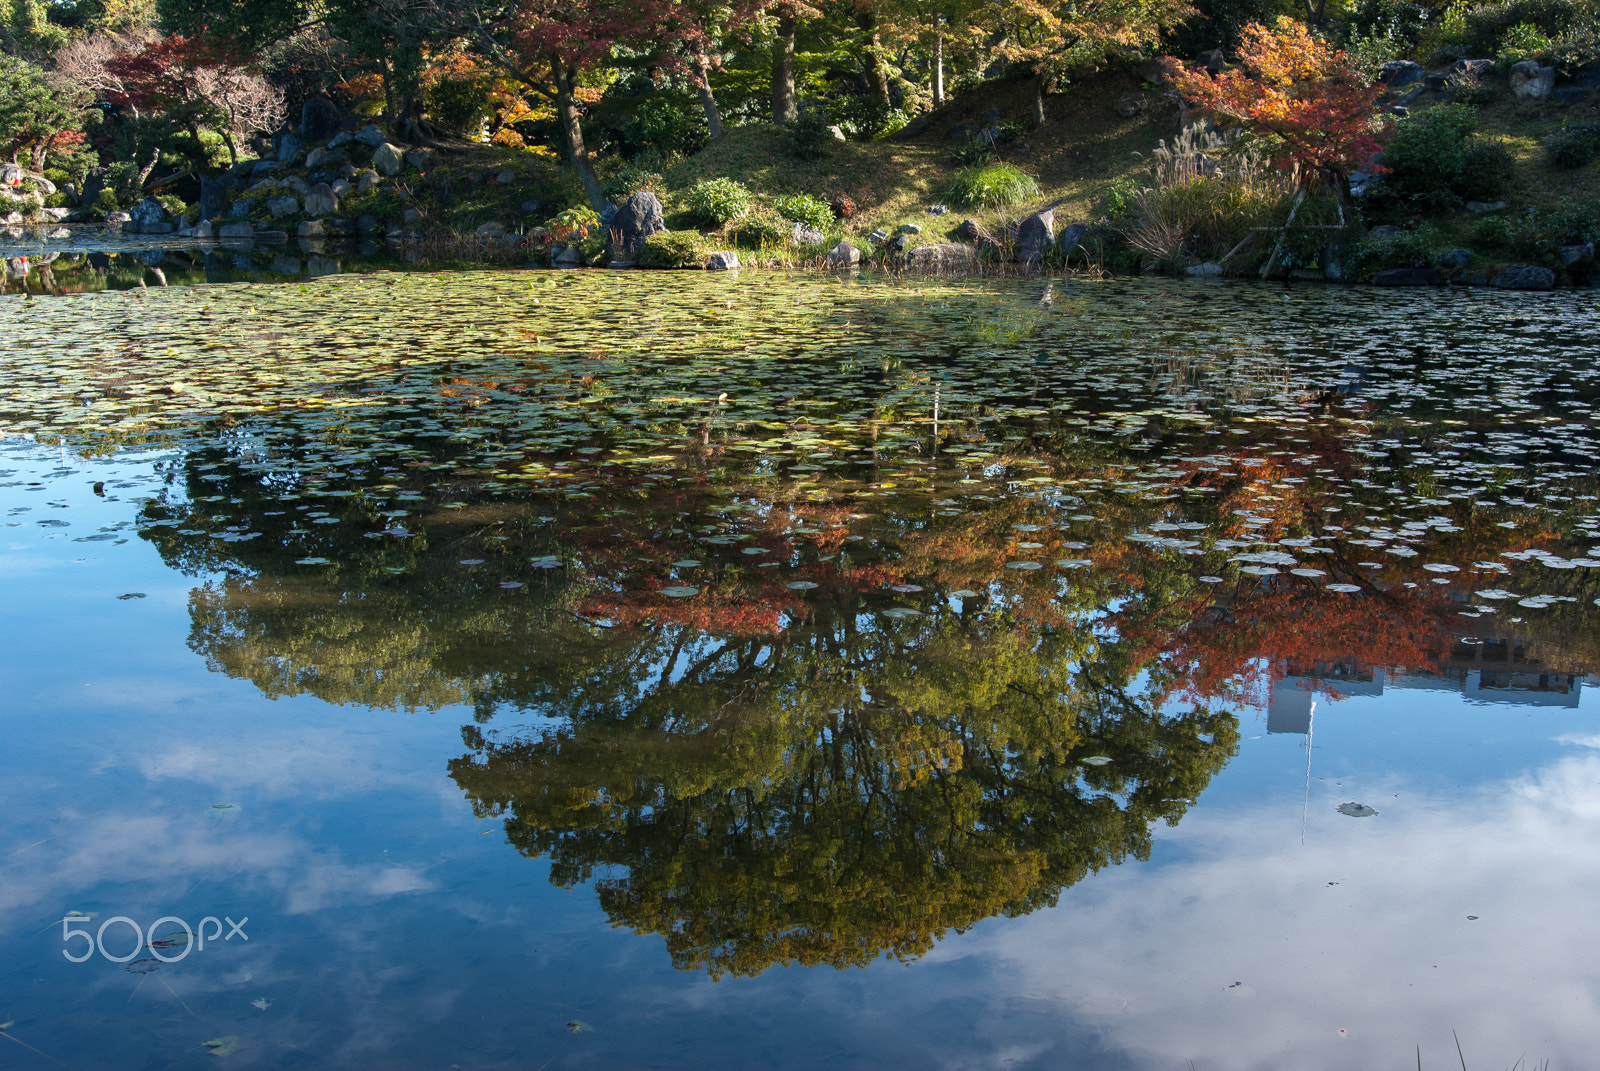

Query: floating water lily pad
left=1006, top=561, right=1042, bottom=570
left=658, top=586, right=700, bottom=598
left=1081, top=755, right=1113, bottom=766
left=786, top=581, right=819, bottom=590
left=1337, top=802, right=1378, bottom=817
left=1325, top=583, right=1362, bottom=593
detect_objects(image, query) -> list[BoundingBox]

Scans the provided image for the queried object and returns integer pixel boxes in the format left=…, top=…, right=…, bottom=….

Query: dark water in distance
left=2, top=269, right=1598, bottom=1070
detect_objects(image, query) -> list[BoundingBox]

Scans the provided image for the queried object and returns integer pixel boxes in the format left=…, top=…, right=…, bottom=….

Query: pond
left=2, top=253, right=1599, bottom=1070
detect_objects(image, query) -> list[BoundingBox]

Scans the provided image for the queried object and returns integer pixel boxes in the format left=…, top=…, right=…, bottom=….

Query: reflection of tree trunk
left=859, top=12, right=890, bottom=104
left=553, top=60, right=605, bottom=212
left=772, top=8, right=797, bottom=122
left=693, top=54, right=724, bottom=140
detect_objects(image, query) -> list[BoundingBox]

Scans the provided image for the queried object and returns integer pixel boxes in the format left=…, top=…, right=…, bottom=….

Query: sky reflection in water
left=1, top=272, right=1598, bottom=1069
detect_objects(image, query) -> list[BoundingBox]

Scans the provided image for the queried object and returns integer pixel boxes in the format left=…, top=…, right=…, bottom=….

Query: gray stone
left=198, top=175, right=227, bottom=221
left=1379, top=60, right=1425, bottom=87
left=1467, top=200, right=1508, bottom=213
left=284, top=176, right=309, bottom=195
left=947, top=123, right=982, bottom=142
left=405, top=150, right=432, bottom=171
left=354, top=123, right=388, bottom=148
left=888, top=233, right=912, bottom=253
left=826, top=125, right=847, bottom=142
left=1559, top=242, right=1594, bottom=266
left=1196, top=49, right=1225, bottom=74
left=899, top=223, right=922, bottom=234
left=825, top=240, right=860, bottom=268
left=266, top=196, right=300, bottom=218
left=277, top=132, right=302, bottom=163
left=357, top=169, right=380, bottom=193
left=1186, top=262, right=1224, bottom=277
left=186, top=219, right=214, bottom=238
left=1510, top=61, right=1556, bottom=99
left=927, top=204, right=949, bottom=215
left=895, top=113, right=932, bottom=139
left=1055, top=221, right=1088, bottom=258
left=1373, top=267, right=1443, bottom=286
left=372, top=143, right=405, bottom=176
left=608, top=191, right=666, bottom=258
left=1454, top=58, right=1494, bottom=78
left=39, top=206, right=71, bottom=222
left=128, top=197, right=166, bottom=227
left=296, top=219, right=325, bottom=238
left=79, top=167, right=107, bottom=208
left=792, top=223, right=827, bottom=246
left=476, top=221, right=506, bottom=238
left=1438, top=248, right=1473, bottom=269
left=328, top=130, right=354, bottom=149
left=868, top=228, right=889, bottom=243
left=496, top=170, right=515, bottom=184
left=1493, top=265, right=1556, bottom=289
left=957, top=218, right=981, bottom=241
left=105, top=210, right=131, bottom=224
left=599, top=202, right=619, bottom=225
left=553, top=245, right=583, bottom=267
left=305, top=146, right=348, bottom=170
left=707, top=251, right=740, bottom=271
left=1115, top=94, right=1148, bottom=117
left=303, top=182, right=338, bottom=217
left=331, top=179, right=352, bottom=199
left=908, top=242, right=976, bottom=271
left=1016, top=208, right=1055, bottom=264
left=218, top=221, right=255, bottom=239
left=251, top=159, right=281, bottom=179
left=300, top=97, right=342, bottom=142
left=402, top=208, right=424, bottom=223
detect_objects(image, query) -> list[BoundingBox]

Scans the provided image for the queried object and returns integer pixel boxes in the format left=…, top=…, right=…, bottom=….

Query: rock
left=1425, top=72, right=1448, bottom=92
left=303, top=182, right=338, bottom=217
left=1466, top=200, right=1508, bottom=213
left=496, top=170, right=515, bottom=184
left=198, top=175, right=227, bottom=221
left=927, top=204, right=949, bottom=215
left=39, top=206, right=71, bottom=221
left=1379, top=60, right=1425, bottom=87
left=1196, top=48, right=1225, bottom=74
left=826, top=124, right=847, bottom=142
left=405, top=150, right=432, bottom=171
left=599, top=202, right=619, bottom=226
left=297, top=219, right=325, bottom=238
left=792, top=222, right=827, bottom=246
left=355, top=213, right=379, bottom=235
left=521, top=199, right=543, bottom=215
left=402, top=208, right=424, bottom=223
left=357, top=169, right=380, bottom=193
left=1510, top=61, right=1556, bottom=99
left=266, top=196, right=300, bottom=218
left=1438, top=248, right=1473, bottom=269
left=300, top=96, right=342, bottom=142
left=825, top=240, right=860, bottom=268
left=330, top=179, right=352, bottom=199
left=277, top=132, right=303, bottom=163
left=868, top=228, right=889, bottom=243
left=372, top=143, right=405, bottom=176
left=608, top=191, right=666, bottom=258
left=947, top=122, right=982, bottom=142
left=1560, top=242, right=1594, bottom=266
left=78, top=167, right=107, bottom=208
left=1374, top=267, right=1443, bottom=286
left=957, top=218, right=981, bottom=241
left=1016, top=208, right=1055, bottom=264
left=1141, top=58, right=1175, bottom=85
left=1494, top=265, right=1556, bottom=289
left=552, top=245, right=583, bottom=267
left=899, top=223, right=922, bottom=234
left=888, top=233, right=912, bottom=253
left=251, top=159, right=280, bottom=179
left=707, top=250, right=740, bottom=271
left=475, top=221, right=506, bottom=238
left=1115, top=94, right=1148, bottom=117
left=304, top=146, right=348, bottom=169
left=1553, top=86, right=1588, bottom=103
left=895, top=113, right=932, bottom=139
left=284, top=176, right=309, bottom=196
left=218, top=221, right=255, bottom=239
left=1055, top=221, right=1088, bottom=258
left=1186, top=262, right=1224, bottom=276
left=129, top=197, right=166, bottom=228
left=328, top=130, right=354, bottom=149
left=186, top=219, right=214, bottom=238
left=354, top=123, right=388, bottom=148
left=1454, top=58, right=1494, bottom=78
left=908, top=242, right=976, bottom=271
left=105, top=209, right=131, bottom=224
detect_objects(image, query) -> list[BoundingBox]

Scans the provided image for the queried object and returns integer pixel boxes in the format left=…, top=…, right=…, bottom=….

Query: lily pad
left=1336, top=802, right=1378, bottom=817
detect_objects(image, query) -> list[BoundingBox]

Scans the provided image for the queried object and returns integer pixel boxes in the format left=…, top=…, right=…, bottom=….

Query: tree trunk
left=772, top=8, right=797, bottom=122
left=934, top=29, right=944, bottom=106
left=1031, top=71, right=1046, bottom=126
left=693, top=54, right=724, bottom=140
left=554, top=60, right=606, bottom=212
left=218, top=129, right=239, bottom=167
left=859, top=12, right=890, bottom=104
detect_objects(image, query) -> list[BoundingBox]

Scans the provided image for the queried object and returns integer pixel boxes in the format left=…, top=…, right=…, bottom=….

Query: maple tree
left=1165, top=17, right=1389, bottom=190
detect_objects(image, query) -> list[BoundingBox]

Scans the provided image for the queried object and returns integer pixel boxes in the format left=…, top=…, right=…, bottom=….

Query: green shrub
left=630, top=96, right=710, bottom=159
left=546, top=204, right=600, bottom=246
left=638, top=230, right=710, bottom=268
left=1546, top=126, right=1599, bottom=169
left=1428, top=0, right=1593, bottom=62
left=1101, top=177, right=1142, bottom=217
left=156, top=193, right=187, bottom=219
left=1459, top=138, right=1517, bottom=198
left=1496, top=20, right=1554, bottom=66
left=42, top=167, right=70, bottom=187
left=731, top=207, right=791, bottom=247
left=1344, top=224, right=1445, bottom=280
left=683, top=177, right=752, bottom=226
left=788, top=112, right=838, bottom=160
left=43, top=191, right=70, bottom=208
left=828, top=96, right=908, bottom=141
left=1472, top=212, right=1560, bottom=261
left=1546, top=198, right=1600, bottom=243
left=91, top=188, right=119, bottom=219
left=771, top=193, right=833, bottom=231
left=427, top=75, right=493, bottom=134
left=602, top=165, right=663, bottom=202
left=1383, top=104, right=1477, bottom=196
left=945, top=163, right=1040, bottom=209
left=1551, top=20, right=1600, bottom=72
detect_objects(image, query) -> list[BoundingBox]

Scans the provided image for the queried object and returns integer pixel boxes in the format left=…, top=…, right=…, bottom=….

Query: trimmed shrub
left=1459, top=138, right=1517, bottom=198
left=683, top=177, right=753, bottom=226
left=638, top=231, right=710, bottom=268
left=731, top=207, right=791, bottom=247
left=91, top=188, right=119, bottom=219
left=945, top=163, right=1040, bottom=209
left=1344, top=224, right=1445, bottom=280
left=772, top=193, right=833, bottom=231
left=788, top=112, right=838, bottom=160
left=1546, top=126, right=1599, bottom=169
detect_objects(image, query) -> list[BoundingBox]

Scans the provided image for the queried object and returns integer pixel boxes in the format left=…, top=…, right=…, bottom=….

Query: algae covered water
left=2, top=265, right=1598, bottom=1069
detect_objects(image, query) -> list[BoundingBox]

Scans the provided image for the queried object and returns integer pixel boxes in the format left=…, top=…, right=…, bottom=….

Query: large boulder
left=1510, top=61, right=1556, bottom=99
left=608, top=191, right=666, bottom=258
left=1196, top=48, right=1225, bottom=74
left=1055, top=221, right=1089, bottom=259
left=825, top=241, right=860, bottom=268
left=217, top=221, right=255, bottom=240
left=1016, top=208, right=1055, bottom=265
left=305, top=146, right=348, bottom=170
left=198, top=175, right=227, bottom=221
left=372, top=143, right=405, bottom=176
left=300, top=96, right=342, bottom=142
left=1560, top=242, right=1595, bottom=267
left=354, top=123, right=388, bottom=148
left=265, top=195, right=301, bottom=218
left=128, top=196, right=166, bottom=228
left=1378, top=60, right=1425, bottom=86
left=908, top=242, right=977, bottom=272
left=707, top=250, right=740, bottom=271
left=303, top=182, right=338, bottom=218
left=792, top=223, right=827, bottom=246
left=1493, top=265, right=1556, bottom=289
left=277, top=132, right=302, bottom=163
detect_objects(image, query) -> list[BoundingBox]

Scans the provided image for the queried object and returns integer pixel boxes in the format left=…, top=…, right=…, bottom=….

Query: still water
left=2, top=255, right=1599, bottom=1069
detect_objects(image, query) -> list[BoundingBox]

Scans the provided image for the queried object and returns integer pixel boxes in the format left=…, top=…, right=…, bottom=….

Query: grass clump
left=603, top=164, right=664, bottom=202
left=945, top=163, right=1040, bottom=209
left=1345, top=224, right=1446, bottom=280
left=638, top=231, right=710, bottom=268
left=683, top=177, right=753, bottom=226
